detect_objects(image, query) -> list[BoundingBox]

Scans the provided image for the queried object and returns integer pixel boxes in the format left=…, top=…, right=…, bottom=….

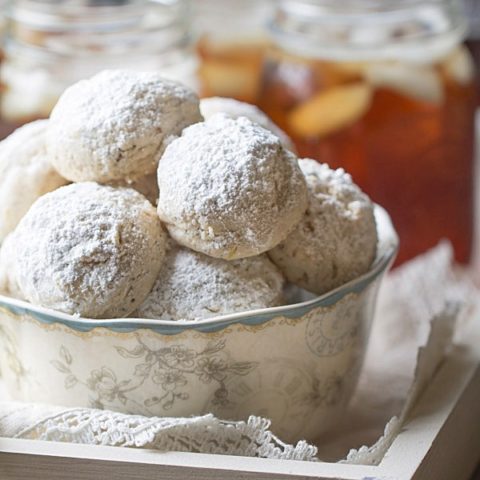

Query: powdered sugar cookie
left=157, top=114, right=308, bottom=260
left=47, top=70, right=202, bottom=183
left=0, top=120, right=68, bottom=241
left=269, top=159, right=377, bottom=295
left=0, top=234, right=24, bottom=300
left=135, top=243, right=284, bottom=321
left=14, top=183, right=167, bottom=318
left=200, top=96, right=295, bottom=152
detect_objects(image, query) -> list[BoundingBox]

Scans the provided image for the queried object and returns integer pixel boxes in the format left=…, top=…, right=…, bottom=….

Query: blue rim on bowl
left=0, top=205, right=398, bottom=335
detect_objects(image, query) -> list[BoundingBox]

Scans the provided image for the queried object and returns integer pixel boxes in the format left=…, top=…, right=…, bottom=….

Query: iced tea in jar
left=195, top=0, right=273, bottom=103
left=260, top=0, right=476, bottom=265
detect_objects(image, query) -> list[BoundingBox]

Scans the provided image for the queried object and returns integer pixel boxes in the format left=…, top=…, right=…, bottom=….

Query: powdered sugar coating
left=135, top=243, right=285, bottom=321
left=47, top=70, right=203, bottom=183
left=269, top=159, right=377, bottom=295
left=157, top=114, right=308, bottom=260
left=14, top=183, right=167, bottom=318
left=0, top=120, right=68, bottom=241
left=0, top=234, right=24, bottom=300
left=200, top=97, right=295, bottom=152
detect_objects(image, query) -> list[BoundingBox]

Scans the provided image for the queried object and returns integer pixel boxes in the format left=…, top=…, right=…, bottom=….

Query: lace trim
left=12, top=406, right=318, bottom=461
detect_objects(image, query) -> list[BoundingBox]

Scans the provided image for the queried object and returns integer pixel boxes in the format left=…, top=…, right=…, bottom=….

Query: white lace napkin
left=0, top=242, right=476, bottom=464
left=0, top=403, right=318, bottom=460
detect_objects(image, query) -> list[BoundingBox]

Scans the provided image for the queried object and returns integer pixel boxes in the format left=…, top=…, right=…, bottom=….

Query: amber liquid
left=0, top=52, right=20, bottom=140
left=197, top=41, right=477, bottom=265
left=0, top=115, right=36, bottom=140
left=196, top=35, right=268, bottom=104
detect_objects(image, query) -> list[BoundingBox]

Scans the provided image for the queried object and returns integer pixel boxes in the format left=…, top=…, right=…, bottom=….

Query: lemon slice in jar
left=288, top=82, right=373, bottom=138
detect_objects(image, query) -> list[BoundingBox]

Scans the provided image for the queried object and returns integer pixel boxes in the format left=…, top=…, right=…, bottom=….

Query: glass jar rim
left=268, top=0, right=468, bottom=62
left=6, top=0, right=188, bottom=32
left=4, top=0, right=192, bottom=59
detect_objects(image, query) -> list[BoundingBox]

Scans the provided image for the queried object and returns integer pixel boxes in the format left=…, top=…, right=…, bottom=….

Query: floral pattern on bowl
left=0, top=206, right=398, bottom=442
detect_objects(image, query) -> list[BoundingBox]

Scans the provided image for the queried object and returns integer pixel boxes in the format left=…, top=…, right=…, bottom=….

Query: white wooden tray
left=0, top=331, right=479, bottom=480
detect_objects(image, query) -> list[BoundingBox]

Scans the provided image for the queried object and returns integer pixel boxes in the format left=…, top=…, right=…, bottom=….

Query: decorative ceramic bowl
left=0, top=206, right=397, bottom=442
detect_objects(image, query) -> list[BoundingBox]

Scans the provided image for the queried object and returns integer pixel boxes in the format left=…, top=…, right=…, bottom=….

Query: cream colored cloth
left=317, top=242, right=477, bottom=462
left=0, top=243, right=476, bottom=463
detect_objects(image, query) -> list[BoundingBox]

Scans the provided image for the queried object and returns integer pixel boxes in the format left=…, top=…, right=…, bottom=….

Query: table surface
left=473, top=465, right=480, bottom=480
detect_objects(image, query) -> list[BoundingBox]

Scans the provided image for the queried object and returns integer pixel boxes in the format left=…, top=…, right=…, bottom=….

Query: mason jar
left=0, top=0, right=196, bottom=138
left=463, top=0, right=480, bottom=69
left=194, top=0, right=273, bottom=103
left=259, top=0, right=477, bottom=265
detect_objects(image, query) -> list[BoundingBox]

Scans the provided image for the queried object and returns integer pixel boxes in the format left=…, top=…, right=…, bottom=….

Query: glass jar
left=463, top=0, right=480, bottom=68
left=0, top=0, right=196, bottom=138
left=194, top=0, right=273, bottom=103
left=260, top=0, right=477, bottom=265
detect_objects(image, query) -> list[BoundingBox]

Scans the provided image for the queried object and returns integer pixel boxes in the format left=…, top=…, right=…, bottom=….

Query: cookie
left=47, top=70, right=202, bottom=183
left=200, top=96, right=295, bottom=151
left=135, top=243, right=284, bottom=320
left=269, top=159, right=377, bottom=295
left=0, top=120, right=68, bottom=241
left=14, top=182, right=167, bottom=318
left=0, top=234, right=24, bottom=300
left=157, top=114, right=308, bottom=260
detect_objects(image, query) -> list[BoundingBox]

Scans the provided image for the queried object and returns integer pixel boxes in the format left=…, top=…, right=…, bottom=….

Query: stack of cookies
left=0, top=70, right=378, bottom=321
